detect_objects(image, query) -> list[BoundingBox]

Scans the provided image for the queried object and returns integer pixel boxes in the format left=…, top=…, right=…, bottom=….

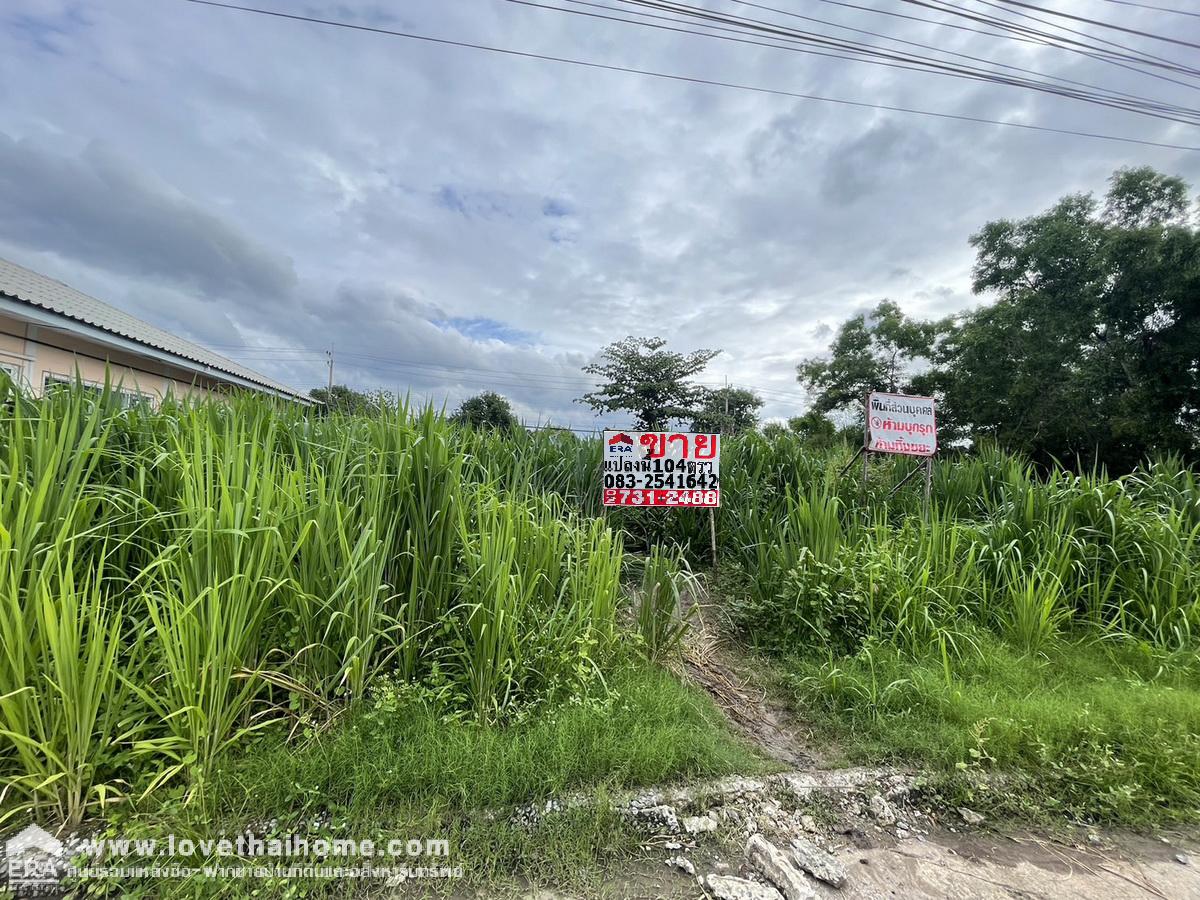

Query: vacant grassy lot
left=2, top=382, right=1198, bottom=899
left=778, top=633, right=1200, bottom=823
left=93, top=666, right=760, bottom=896
left=479, top=427, right=1200, bottom=824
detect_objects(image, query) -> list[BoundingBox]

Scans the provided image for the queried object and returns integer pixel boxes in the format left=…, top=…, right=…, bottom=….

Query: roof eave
left=0, top=294, right=314, bottom=405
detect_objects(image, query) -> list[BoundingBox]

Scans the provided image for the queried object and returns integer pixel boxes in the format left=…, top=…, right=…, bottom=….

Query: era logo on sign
left=607, top=432, right=634, bottom=452
left=6, top=824, right=64, bottom=893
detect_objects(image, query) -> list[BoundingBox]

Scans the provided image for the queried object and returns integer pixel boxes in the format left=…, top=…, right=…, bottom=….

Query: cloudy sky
left=2, top=0, right=1198, bottom=428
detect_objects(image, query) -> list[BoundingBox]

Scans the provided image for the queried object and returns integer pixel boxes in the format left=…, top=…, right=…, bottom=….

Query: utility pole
left=326, top=344, right=335, bottom=395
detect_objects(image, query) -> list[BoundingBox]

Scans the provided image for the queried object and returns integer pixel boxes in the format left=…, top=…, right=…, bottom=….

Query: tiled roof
left=0, top=257, right=308, bottom=400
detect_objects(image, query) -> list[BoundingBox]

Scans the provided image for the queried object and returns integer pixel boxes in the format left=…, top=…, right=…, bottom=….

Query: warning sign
left=601, top=431, right=720, bottom=507
left=867, top=392, right=937, bottom=457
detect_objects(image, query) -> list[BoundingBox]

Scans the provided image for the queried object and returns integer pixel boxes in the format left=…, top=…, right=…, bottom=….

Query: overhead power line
left=715, top=0, right=1196, bottom=111
left=990, top=0, right=1200, bottom=47
left=178, top=0, right=1200, bottom=151
left=898, top=0, right=1200, bottom=81
left=1096, top=0, right=1200, bottom=16
left=815, top=0, right=1200, bottom=93
left=960, top=0, right=1200, bottom=72
left=519, top=0, right=1200, bottom=125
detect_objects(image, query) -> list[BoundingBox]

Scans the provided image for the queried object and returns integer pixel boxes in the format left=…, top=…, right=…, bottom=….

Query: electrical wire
left=712, top=0, right=1196, bottom=113
left=524, top=0, right=1200, bottom=124
left=178, top=0, right=1200, bottom=151
left=512, top=0, right=1197, bottom=126
left=990, top=0, right=1200, bottom=47
left=1095, top=0, right=1200, bottom=16
left=901, top=0, right=1200, bottom=79
left=959, top=0, right=1200, bottom=73
left=809, top=0, right=1200, bottom=91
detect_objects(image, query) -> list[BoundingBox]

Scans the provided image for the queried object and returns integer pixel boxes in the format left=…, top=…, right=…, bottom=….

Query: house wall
left=0, top=310, right=240, bottom=405
left=0, top=312, right=33, bottom=380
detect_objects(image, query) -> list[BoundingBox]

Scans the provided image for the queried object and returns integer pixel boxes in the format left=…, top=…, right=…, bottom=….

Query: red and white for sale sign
left=601, top=431, right=720, bottom=508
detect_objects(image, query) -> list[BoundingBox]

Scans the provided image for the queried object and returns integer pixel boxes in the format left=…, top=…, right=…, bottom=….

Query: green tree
left=787, top=410, right=836, bottom=448
left=309, top=384, right=385, bottom=415
left=579, top=336, right=720, bottom=430
left=797, top=300, right=942, bottom=416
left=761, top=422, right=787, bottom=440
left=942, top=166, right=1200, bottom=469
left=690, top=386, right=763, bottom=434
left=451, top=391, right=520, bottom=430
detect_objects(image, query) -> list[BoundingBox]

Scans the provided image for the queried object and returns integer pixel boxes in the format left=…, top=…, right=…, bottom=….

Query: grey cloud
left=2, top=0, right=1199, bottom=428
left=324, top=283, right=447, bottom=325
left=0, top=133, right=297, bottom=301
left=819, top=122, right=933, bottom=205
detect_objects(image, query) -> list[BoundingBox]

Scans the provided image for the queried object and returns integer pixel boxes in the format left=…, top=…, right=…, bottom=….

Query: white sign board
left=601, top=430, right=720, bottom=507
left=866, top=392, right=937, bottom=457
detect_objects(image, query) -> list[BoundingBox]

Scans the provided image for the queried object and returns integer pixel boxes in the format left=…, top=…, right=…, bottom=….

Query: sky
left=1, top=0, right=1199, bottom=429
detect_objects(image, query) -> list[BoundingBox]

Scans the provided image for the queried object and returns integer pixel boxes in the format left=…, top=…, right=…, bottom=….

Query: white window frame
left=43, top=372, right=155, bottom=409
left=43, top=371, right=104, bottom=398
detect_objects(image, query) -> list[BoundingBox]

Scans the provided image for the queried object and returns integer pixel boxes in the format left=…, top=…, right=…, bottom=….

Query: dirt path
left=455, top=585, right=1200, bottom=899
left=680, top=604, right=816, bottom=769
left=834, top=830, right=1198, bottom=899
left=515, top=830, right=1199, bottom=899
left=639, top=590, right=1200, bottom=900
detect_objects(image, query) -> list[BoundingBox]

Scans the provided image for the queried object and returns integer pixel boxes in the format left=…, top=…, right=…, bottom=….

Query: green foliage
left=632, top=546, right=696, bottom=663
left=690, top=386, right=764, bottom=435
left=797, top=300, right=943, bottom=417
left=94, top=666, right=762, bottom=896
left=787, top=410, right=837, bottom=448
left=952, top=167, right=1199, bottom=469
left=308, top=383, right=390, bottom=415
left=781, top=634, right=1200, bottom=823
left=202, top=665, right=758, bottom=818
left=451, top=390, right=520, bottom=431
left=4, top=371, right=1199, bottom=836
left=405, top=423, right=1198, bottom=662
left=0, top=384, right=628, bottom=827
left=798, top=167, right=1200, bottom=471
left=718, top=439, right=1200, bottom=656
left=579, top=336, right=720, bottom=430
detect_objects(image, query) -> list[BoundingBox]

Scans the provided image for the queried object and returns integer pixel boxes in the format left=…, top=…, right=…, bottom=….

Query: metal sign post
left=923, top=455, right=933, bottom=522
left=708, top=506, right=718, bottom=568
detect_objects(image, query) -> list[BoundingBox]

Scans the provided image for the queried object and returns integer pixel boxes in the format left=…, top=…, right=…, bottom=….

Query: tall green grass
left=455, top=423, right=1198, bottom=656
left=3, top=377, right=1197, bottom=830
left=781, top=633, right=1200, bottom=823
left=0, top=384, right=629, bottom=826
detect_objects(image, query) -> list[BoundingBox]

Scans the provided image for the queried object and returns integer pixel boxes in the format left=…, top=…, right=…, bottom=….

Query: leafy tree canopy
left=451, top=391, right=520, bottom=431
left=942, top=166, right=1199, bottom=470
left=797, top=300, right=943, bottom=417
left=691, top=386, right=764, bottom=434
left=579, top=336, right=720, bottom=431
left=309, top=384, right=389, bottom=416
left=787, top=410, right=837, bottom=448
left=798, top=167, right=1200, bottom=471
left=761, top=422, right=787, bottom=440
